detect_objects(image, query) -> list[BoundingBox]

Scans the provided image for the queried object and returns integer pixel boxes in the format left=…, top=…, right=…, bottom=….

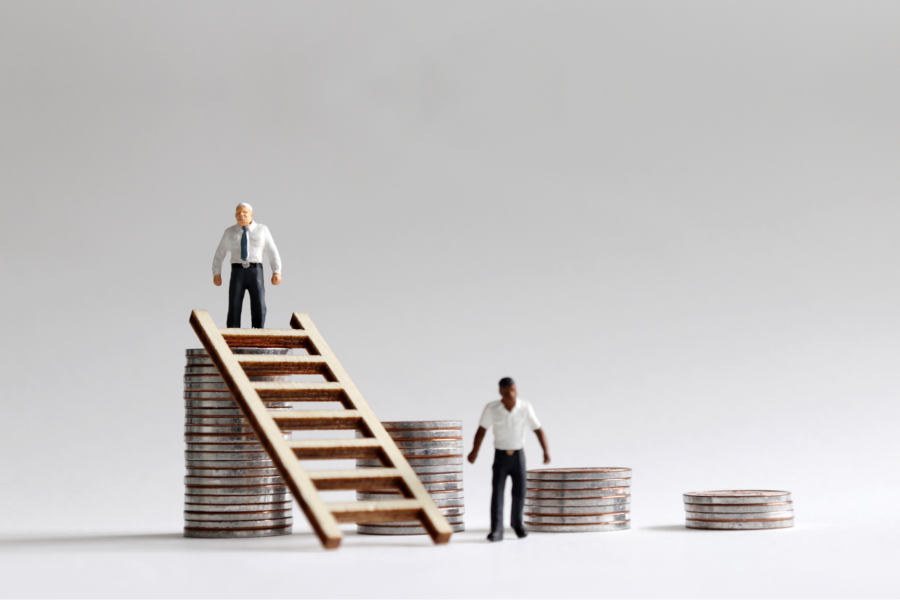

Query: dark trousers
left=491, top=449, right=526, bottom=533
left=226, top=263, right=266, bottom=328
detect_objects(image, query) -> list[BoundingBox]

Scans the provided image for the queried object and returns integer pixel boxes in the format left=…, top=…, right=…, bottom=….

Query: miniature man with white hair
left=212, top=203, right=282, bottom=328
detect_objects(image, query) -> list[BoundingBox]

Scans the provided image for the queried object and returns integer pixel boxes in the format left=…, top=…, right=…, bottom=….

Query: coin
left=185, top=485, right=288, bottom=495
left=527, top=468, right=632, bottom=481
left=392, top=448, right=466, bottom=457
left=185, top=494, right=289, bottom=505
left=185, top=426, right=258, bottom=435
left=525, top=496, right=630, bottom=507
left=185, top=460, right=275, bottom=469
left=183, top=391, right=234, bottom=399
left=184, top=526, right=292, bottom=538
left=185, top=476, right=284, bottom=486
left=686, top=519, right=794, bottom=530
left=355, top=464, right=464, bottom=475
left=685, top=511, right=794, bottom=521
left=356, top=523, right=466, bottom=535
left=525, top=513, right=629, bottom=524
left=684, top=502, right=793, bottom=513
left=184, top=434, right=270, bottom=444
left=385, top=430, right=463, bottom=440
left=381, top=421, right=462, bottom=429
left=356, top=491, right=464, bottom=501
left=525, top=521, right=630, bottom=533
left=185, top=510, right=293, bottom=521
left=358, top=516, right=465, bottom=527
left=185, top=444, right=267, bottom=453
left=185, top=502, right=292, bottom=512
left=185, top=451, right=270, bottom=460
left=527, top=479, right=631, bottom=490
left=365, top=481, right=463, bottom=493
left=526, top=488, right=630, bottom=499
left=683, top=491, right=792, bottom=505
left=184, top=518, right=293, bottom=529
left=186, top=468, right=280, bottom=477
left=411, top=472, right=463, bottom=483
left=186, top=400, right=291, bottom=408
left=392, top=440, right=464, bottom=449
left=525, top=504, right=631, bottom=515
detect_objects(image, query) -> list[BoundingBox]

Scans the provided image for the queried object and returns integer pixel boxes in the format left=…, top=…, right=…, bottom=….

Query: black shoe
left=486, top=530, right=504, bottom=542
left=514, top=527, right=528, bottom=539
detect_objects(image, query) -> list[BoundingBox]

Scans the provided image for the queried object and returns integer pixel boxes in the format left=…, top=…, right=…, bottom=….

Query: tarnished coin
left=526, top=488, right=630, bottom=499
left=525, top=496, right=630, bottom=507
left=185, top=460, right=275, bottom=469
left=525, top=521, right=630, bottom=533
left=685, top=511, right=794, bottom=521
left=184, top=518, right=293, bottom=529
left=357, top=523, right=465, bottom=535
left=686, top=519, right=794, bottom=530
left=184, top=526, right=292, bottom=538
left=185, top=493, right=289, bottom=505
left=526, top=504, right=631, bottom=515
left=381, top=421, right=462, bottom=429
left=185, top=451, right=270, bottom=461
left=525, top=513, right=629, bottom=524
left=185, top=485, right=288, bottom=496
left=185, top=476, right=284, bottom=486
left=528, top=479, right=631, bottom=490
left=185, top=502, right=292, bottom=512
left=527, top=468, right=632, bottom=481
left=683, top=491, right=792, bottom=505
left=185, top=510, right=293, bottom=521
left=684, top=502, right=794, bottom=513
left=186, top=468, right=280, bottom=477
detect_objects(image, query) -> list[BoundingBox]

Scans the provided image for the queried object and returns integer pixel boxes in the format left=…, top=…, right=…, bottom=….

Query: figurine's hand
left=213, top=274, right=222, bottom=286
left=272, top=273, right=282, bottom=285
left=543, top=453, right=551, bottom=465
left=467, top=450, right=478, bottom=464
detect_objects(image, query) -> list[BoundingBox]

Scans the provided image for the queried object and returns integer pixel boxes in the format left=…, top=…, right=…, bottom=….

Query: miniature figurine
left=467, top=377, right=550, bottom=542
left=212, top=203, right=282, bottom=328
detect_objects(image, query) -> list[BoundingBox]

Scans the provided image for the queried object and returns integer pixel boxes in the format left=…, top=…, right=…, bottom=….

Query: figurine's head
left=235, top=203, right=253, bottom=227
left=499, top=377, right=516, bottom=400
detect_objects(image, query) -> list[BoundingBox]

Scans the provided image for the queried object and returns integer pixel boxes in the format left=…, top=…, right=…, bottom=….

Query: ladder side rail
left=290, top=312, right=453, bottom=544
left=190, top=309, right=344, bottom=549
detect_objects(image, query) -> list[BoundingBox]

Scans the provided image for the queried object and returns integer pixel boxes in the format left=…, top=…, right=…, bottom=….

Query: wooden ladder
left=189, top=309, right=453, bottom=549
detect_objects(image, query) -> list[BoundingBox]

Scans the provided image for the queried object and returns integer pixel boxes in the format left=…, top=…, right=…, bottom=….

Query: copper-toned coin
left=683, top=491, right=792, bottom=505
left=527, top=468, right=632, bottom=481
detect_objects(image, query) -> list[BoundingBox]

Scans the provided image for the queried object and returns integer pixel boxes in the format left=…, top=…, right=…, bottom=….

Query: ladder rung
left=253, top=382, right=345, bottom=401
left=237, top=355, right=332, bottom=377
left=220, top=328, right=312, bottom=349
left=271, top=410, right=362, bottom=430
left=308, top=468, right=403, bottom=490
left=326, top=500, right=423, bottom=523
left=288, top=439, right=384, bottom=460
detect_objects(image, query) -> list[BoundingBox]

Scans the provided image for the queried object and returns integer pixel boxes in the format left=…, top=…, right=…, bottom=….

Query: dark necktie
left=241, top=226, right=249, bottom=261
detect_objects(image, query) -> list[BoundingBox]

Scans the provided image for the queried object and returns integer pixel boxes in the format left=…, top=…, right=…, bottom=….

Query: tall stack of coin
left=183, top=348, right=293, bottom=538
left=525, top=468, right=632, bottom=533
left=683, top=490, right=794, bottom=530
left=354, top=421, right=465, bottom=535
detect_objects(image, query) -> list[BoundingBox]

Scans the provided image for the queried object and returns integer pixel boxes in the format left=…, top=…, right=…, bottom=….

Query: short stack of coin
left=525, top=468, right=632, bottom=533
left=354, top=420, right=465, bottom=535
left=683, top=490, right=794, bottom=530
left=183, top=347, right=294, bottom=538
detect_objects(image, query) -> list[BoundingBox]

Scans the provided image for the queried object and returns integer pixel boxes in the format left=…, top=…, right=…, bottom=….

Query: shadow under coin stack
left=683, top=490, right=794, bottom=530
left=355, top=420, right=465, bottom=535
left=183, top=348, right=293, bottom=538
left=525, top=468, right=632, bottom=533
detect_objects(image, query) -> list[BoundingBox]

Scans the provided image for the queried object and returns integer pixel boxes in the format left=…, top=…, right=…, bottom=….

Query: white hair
left=236, top=203, right=253, bottom=212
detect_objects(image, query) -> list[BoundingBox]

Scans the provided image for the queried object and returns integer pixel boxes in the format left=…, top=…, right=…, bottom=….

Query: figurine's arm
left=265, top=226, right=282, bottom=285
left=467, top=426, right=487, bottom=464
left=534, top=428, right=551, bottom=464
left=212, top=231, right=229, bottom=286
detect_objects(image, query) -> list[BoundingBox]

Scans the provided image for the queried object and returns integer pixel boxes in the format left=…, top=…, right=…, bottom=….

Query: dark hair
left=498, top=377, right=515, bottom=388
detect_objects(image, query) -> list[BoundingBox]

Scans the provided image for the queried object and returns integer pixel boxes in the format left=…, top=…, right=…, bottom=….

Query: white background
left=1, top=1, right=898, bottom=597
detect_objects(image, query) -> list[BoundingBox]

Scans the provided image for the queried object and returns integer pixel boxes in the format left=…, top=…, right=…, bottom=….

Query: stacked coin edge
left=525, top=468, right=632, bottom=533
left=683, top=490, right=794, bottom=530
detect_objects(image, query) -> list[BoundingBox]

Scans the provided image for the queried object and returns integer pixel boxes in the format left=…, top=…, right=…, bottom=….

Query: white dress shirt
left=212, top=221, right=282, bottom=275
left=478, top=399, right=542, bottom=451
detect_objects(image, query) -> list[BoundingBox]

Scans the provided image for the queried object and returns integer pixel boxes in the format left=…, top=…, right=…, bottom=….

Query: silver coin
left=396, top=448, right=466, bottom=458
left=357, top=491, right=464, bottom=501
left=185, top=451, right=270, bottom=460
left=184, top=434, right=282, bottom=444
left=184, top=376, right=224, bottom=383
left=184, top=391, right=235, bottom=399
left=353, top=495, right=464, bottom=508
left=185, top=400, right=291, bottom=409
left=185, top=460, right=275, bottom=469
left=525, top=496, right=630, bottom=507
left=526, top=488, right=630, bottom=499
left=185, top=426, right=258, bottom=435
left=358, top=515, right=465, bottom=527
left=392, top=440, right=464, bottom=449
left=366, top=457, right=463, bottom=467
left=185, top=485, right=288, bottom=496
left=385, top=430, right=463, bottom=440
left=527, top=468, right=632, bottom=481
left=527, top=479, right=631, bottom=490
left=184, top=407, right=289, bottom=416
left=185, top=510, right=293, bottom=522
left=366, top=481, right=463, bottom=493
left=185, top=476, right=284, bottom=486
left=185, top=502, right=292, bottom=512
left=186, top=468, right=280, bottom=477
left=438, top=506, right=465, bottom=517
left=184, top=382, right=232, bottom=391
left=184, top=366, right=223, bottom=375
left=185, top=493, right=289, bottom=504
left=381, top=421, right=463, bottom=430
left=185, top=417, right=253, bottom=426
left=184, top=518, right=293, bottom=529
left=684, top=502, right=794, bottom=513
left=186, top=347, right=291, bottom=356
left=683, top=491, right=792, bottom=505
left=685, top=511, right=794, bottom=521
left=185, top=444, right=266, bottom=453
left=525, top=521, right=630, bottom=533
left=686, top=519, right=794, bottom=530
left=526, top=504, right=631, bottom=515
left=355, top=464, right=464, bottom=475
left=526, top=513, right=629, bottom=524
left=413, top=472, right=463, bottom=483
left=184, top=527, right=292, bottom=538
left=356, top=523, right=466, bottom=535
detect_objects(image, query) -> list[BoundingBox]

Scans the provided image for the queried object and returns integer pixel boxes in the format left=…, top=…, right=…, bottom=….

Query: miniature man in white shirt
left=212, top=203, right=282, bottom=328
left=468, top=377, right=550, bottom=542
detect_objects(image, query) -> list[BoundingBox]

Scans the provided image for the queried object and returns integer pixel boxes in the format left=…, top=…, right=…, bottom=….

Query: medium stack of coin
left=355, top=421, right=465, bottom=535
left=183, top=348, right=293, bottom=538
left=525, top=468, right=632, bottom=533
left=683, top=490, right=794, bottom=530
